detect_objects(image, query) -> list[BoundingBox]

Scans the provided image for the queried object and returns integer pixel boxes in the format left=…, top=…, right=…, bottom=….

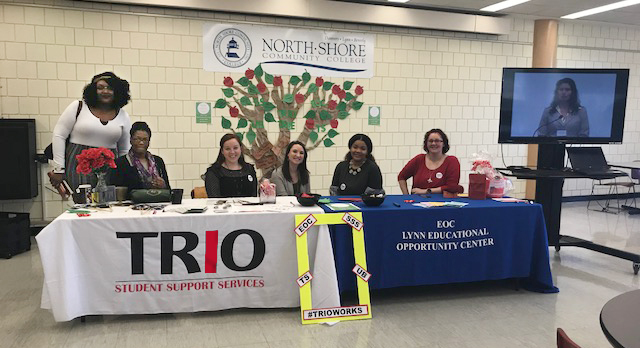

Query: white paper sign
left=203, top=23, right=375, bottom=78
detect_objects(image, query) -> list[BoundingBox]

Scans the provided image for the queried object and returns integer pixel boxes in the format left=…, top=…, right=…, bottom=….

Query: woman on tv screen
left=537, top=78, right=589, bottom=137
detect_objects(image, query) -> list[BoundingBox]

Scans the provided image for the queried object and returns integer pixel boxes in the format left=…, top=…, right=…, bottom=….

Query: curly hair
left=130, top=121, right=152, bottom=138
left=423, top=128, right=450, bottom=154
left=83, top=72, right=130, bottom=109
left=282, top=141, right=310, bottom=185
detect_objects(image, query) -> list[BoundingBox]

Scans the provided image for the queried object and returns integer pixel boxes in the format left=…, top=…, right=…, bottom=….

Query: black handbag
left=44, top=101, right=83, bottom=160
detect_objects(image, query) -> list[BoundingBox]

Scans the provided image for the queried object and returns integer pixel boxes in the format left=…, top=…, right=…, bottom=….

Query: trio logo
left=116, top=229, right=265, bottom=275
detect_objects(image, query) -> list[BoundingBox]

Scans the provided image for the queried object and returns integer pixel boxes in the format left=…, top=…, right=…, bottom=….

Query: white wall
left=0, top=0, right=638, bottom=220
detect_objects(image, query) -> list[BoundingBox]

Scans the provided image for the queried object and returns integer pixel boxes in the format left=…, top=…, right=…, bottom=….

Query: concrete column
left=526, top=19, right=558, bottom=199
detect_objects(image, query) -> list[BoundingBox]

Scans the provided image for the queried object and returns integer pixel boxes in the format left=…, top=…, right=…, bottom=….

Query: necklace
left=427, top=169, right=433, bottom=183
left=348, top=160, right=364, bottom=175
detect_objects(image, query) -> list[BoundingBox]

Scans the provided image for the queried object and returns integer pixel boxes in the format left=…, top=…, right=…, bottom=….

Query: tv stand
left=502, top=144, right=640, bottom=274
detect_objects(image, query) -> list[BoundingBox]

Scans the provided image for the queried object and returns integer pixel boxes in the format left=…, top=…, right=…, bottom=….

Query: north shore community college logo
left=213, top=28, right=252, bottom=68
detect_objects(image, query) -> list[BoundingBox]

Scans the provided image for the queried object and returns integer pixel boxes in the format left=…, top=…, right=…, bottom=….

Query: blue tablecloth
left=322, top=194, right=558, bottom=293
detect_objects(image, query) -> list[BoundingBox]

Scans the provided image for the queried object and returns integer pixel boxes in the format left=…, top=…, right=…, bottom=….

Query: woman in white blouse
left=49, top=72, right=132, bottom=191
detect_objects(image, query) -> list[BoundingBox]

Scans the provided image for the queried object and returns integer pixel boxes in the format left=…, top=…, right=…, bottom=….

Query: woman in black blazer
left=109, top=121, right=170, bottom=196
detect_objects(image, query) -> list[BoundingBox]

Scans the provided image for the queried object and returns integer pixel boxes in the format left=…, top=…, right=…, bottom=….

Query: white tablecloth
left=37, top=197, right=340, bottom=322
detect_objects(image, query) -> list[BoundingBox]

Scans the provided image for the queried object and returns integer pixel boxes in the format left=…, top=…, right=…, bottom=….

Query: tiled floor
left=2, top=201, right=640, bottom=348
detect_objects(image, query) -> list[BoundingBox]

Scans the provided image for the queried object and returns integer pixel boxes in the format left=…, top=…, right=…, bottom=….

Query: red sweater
left=398, top=154, right=460, bottom=190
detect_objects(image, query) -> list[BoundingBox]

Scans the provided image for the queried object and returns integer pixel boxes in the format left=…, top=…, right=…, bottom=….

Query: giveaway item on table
left=296, top=193, right=320, bottom=206
left=325, top=203, right=360, bottom=211
left=469, top=150, right=513, bottom=199
left=259, top=179, right=276, bottom=204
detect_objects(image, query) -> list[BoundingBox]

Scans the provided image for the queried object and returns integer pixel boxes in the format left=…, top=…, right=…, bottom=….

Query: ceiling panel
left=337, top=0, right=640, bottom=27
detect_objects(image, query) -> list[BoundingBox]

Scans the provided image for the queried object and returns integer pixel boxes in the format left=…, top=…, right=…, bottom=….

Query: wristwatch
left=426, top=188, right=432, bottom=194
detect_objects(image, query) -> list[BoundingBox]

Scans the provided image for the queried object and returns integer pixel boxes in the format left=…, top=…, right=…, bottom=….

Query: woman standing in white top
left=49, top=72, right=132, bottom=191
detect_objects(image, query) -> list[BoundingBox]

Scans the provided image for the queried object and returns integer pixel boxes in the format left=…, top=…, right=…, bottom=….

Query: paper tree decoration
left=214, top=64, right=364, bottom=176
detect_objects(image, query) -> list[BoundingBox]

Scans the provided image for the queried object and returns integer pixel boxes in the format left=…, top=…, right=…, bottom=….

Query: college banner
left=203, top=23, right=375, bottom=78
left=37, top=205, right=340, bottom=322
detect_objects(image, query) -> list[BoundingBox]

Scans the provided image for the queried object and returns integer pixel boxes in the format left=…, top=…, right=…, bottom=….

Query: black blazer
left=109, top=154, right=170, bottom=195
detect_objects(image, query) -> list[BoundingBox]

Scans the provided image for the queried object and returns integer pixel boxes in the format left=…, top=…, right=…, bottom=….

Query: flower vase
left=93, top=172, right=115, bottom=203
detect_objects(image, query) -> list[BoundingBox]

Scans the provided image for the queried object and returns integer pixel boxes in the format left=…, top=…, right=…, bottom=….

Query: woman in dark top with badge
left=205, top=133, right=257, bottom=198
left=109, top=121, right=170, bottom=195
left=330, top=133, right=383, bottom=195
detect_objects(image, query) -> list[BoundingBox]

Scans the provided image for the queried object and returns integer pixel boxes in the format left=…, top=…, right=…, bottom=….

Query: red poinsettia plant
left=75, top=147, right=116, bottom=175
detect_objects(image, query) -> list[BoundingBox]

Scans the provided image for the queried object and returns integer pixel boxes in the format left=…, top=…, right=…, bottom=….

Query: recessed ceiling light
left=562, top=0, right=640, bottom=19
left=480, top=0, right=530, bottom=12
left=388, top=0, right=410, bottom=3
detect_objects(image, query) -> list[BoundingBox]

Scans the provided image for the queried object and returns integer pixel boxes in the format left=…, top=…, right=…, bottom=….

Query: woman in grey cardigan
left=271, top=141, right=311, bottom=196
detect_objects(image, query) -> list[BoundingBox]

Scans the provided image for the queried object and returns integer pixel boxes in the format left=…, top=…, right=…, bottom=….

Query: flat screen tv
left=498, top=68, right=629, bottom=144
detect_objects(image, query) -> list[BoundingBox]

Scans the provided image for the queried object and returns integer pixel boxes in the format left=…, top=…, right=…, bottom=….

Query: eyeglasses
left=97, top=85, right=113, bottom=91
left=427, top=139, right=443, bottom=144
left=132, top=137, right=149, bottom=143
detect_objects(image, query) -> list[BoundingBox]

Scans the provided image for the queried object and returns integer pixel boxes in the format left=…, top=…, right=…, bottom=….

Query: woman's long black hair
left=83, top=72, right=131, bottom=109
left=282, top=141, right=309, bottom=185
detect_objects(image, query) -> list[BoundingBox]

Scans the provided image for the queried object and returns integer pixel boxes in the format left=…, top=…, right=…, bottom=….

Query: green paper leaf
left=319, top=110, right=331, bottom=120
left=345, top=92, right=355, bottom=101
left=221, top=116, right=232, bottom=129
left=337, top=101, right=347, bottom=111
left=343, top=81, right=354, bottom=90
left=235, top=132, right=244, bottom=142
left=288, top=110, right=295, bottom=118
left=283, top=94, right=294, bottom=104
left=265, top=73, right=274, bottom=84
left=278, top=109, right=287, bottom=118
left=338, top=111, right=349, bottom=119
left=307, top=84, right=318, bottom=94
left=237, top=118, right=248, bottom=128
left=265, top=113, right=276, bottom=122
left=309, top=131, right=318, bottom=143
left=239, top=96, right=252, bottom=106
left=322, top=81, right=334, bottom=91
left=214, top=98, right=227, bottom=109
left=221, top=88, right=234, bottom=98
left=247, top=128, right=256, bottom=144
left=302, top=72, right=311, bottom=85
left=352, top=101, right=364, bottom=111
left=304, top=110, right=316, bottom=119
left=254, top=65, right=263, bottom=78
left=252, top=120, right=265, bottom=129
left=247, top=84, right=259, bottom=95
left=262, top=102, right=276, bottom=112
left=328, top=129, right=339, bottom=138
left=289, top=76, right=301, bottom=85
left=324, top=138, right=335, bottom=147
left=237, top=77, right=250, bottom=87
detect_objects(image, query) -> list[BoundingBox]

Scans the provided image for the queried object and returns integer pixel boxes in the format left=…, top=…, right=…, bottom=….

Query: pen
left=393, top=203, right=401, bottom=207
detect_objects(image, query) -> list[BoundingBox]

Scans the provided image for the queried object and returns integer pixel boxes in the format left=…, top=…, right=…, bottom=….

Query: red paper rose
left=355, top=85, right=364, bottom=95
left=315, top=77, right=324, bottom=87
left=295, top=93, right=305, bottom=104
left=229, top=106, right=239, bottom=117
left=273, top=76, right=283, bottom=87
left=327, top=100, right=337, bottom=110
left=331, top=84, right=341, bottom=95
left=223, top=77, right=234, bottom=87
left=245, top=69, right=254, bottom=79
left=330, top=119, right=339, bottom=128
left=257, top=82, right=267, bottom=93
left=75, top=147, right=117, bottom=175
left=305, top=119, right=315, bottom=129
left=338, top=90, right=347, bottom=100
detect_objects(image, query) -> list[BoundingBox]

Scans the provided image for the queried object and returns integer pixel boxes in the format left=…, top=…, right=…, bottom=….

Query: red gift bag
left=469, top=173, right=489, bottom=200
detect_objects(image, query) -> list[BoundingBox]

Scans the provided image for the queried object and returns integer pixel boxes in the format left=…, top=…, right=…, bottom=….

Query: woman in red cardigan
left=398, top=128, right=460, bottom=194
